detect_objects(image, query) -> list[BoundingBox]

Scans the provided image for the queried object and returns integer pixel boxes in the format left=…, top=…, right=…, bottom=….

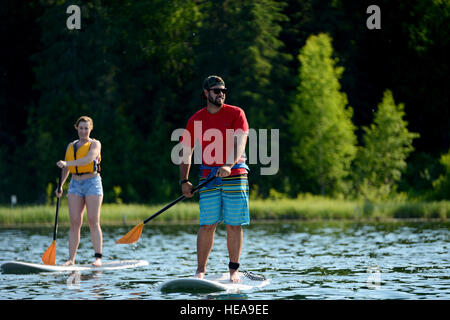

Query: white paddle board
left=160, top=271, right=270, bottom=293
left=1, top=260, right=149, bottom=274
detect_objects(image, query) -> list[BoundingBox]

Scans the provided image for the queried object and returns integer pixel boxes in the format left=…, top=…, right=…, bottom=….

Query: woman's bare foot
left=62, top=260, right=75, bottom=266
left=92, top=258, right=102, bottom=267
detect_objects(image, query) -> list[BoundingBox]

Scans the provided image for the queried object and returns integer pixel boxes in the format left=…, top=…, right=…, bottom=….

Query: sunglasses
left=209, top=88, right=227, bottom=94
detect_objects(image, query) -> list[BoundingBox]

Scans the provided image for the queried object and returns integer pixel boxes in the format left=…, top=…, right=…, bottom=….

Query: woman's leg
left=64, top=194, right=85, bottom=265
left=85, top=194, right=103, bottom=266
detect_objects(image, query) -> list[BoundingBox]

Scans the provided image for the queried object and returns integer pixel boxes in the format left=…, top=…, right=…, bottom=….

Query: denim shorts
left=68, top=175, right=103, bottom=197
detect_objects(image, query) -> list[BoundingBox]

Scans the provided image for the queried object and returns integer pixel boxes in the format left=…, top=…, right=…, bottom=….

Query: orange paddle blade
left=116, top=222, right=144, bottom=244
left=41, top=240, right=56, bottom=265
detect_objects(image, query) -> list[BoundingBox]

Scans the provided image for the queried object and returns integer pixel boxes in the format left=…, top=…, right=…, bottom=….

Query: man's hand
left=217, top=165, right=232, bottom=177
left=181, top=181, right=194, bottom=198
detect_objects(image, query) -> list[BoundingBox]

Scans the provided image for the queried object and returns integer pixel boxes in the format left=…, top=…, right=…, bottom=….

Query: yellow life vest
left=65, top=140, right=101, bottom=175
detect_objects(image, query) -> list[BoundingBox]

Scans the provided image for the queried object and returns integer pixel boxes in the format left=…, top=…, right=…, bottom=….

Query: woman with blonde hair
left=55, top=116, right=103, bottom=266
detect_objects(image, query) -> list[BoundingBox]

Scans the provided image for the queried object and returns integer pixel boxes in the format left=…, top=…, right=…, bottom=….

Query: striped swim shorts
left=198, top=174, right=250, bottom=226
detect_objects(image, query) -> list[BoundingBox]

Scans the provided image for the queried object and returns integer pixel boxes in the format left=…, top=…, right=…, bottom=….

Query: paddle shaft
left=143, top=175, right=217, bottom=224
left=52, top=174, right=63, bottom=241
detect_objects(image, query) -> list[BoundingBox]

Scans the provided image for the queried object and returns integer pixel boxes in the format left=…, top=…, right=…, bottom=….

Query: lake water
left=0, top=221, right=449, bottom=300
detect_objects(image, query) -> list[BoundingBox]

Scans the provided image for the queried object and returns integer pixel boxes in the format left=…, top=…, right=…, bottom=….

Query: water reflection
left=66, top=271, right=81, bottom=289
left=64, top=270, right=107, bottom=298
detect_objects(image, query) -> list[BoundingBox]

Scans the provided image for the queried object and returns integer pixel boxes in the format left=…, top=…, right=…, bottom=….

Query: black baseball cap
left=203, top=75, right=225, bottom=90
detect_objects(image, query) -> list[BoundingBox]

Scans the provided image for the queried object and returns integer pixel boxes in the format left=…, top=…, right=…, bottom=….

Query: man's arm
left=180, top=146, right=194, bottom=197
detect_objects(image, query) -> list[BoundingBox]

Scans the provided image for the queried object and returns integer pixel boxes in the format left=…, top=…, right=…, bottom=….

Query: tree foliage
left=432, top=149, right=450, bottom=200
left=353, top=90, right=419, bottom=200
left=289, top=33, right=357, bottom=196
left=1, top=0, right=448, bottom=203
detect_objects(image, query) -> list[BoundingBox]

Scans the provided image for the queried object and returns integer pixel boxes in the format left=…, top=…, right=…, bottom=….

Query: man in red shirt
left=179, top=75, right=249, bottom=283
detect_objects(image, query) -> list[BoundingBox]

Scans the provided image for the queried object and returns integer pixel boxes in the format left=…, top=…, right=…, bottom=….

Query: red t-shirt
left=180, top=104, right=249, bottom=177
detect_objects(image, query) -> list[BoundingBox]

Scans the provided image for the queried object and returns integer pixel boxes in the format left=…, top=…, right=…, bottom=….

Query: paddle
left=116, top=175, right=217, bottom=244
left=41, top=171, right=63, bottom=265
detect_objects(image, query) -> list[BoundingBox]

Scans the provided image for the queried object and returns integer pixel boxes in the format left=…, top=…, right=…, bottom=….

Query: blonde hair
left=74, top=116, right=94, bottom=129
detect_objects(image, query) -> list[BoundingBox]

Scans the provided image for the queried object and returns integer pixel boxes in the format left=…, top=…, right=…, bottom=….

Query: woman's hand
left=56, top=160, right=67, bottom=168
left=55, top=187, right=63, bottom=198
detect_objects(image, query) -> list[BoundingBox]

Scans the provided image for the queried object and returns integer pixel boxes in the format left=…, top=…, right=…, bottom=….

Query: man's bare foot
left=62, top=260, right=74, bottom=266
left=194, top=272, right=205, bottom=279
left=92, top=258, right=102, bottom=267
left=230, top=270, right=241, bottom=283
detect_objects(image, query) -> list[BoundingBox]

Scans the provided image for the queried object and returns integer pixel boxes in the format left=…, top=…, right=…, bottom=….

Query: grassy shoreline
left=0, top=198, right=447, bottom=227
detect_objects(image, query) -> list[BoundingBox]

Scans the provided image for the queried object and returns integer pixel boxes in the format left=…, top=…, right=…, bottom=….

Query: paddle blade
left=41, top=240, right=56, bottom=265
left=116, top=222, right=144, bottom=244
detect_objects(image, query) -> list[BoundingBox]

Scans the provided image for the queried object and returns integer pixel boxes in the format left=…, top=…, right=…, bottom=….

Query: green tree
left=289, top=33, right=357, bottom=196
left=432, top=149, right=450, bottom=200
left=353, top=90, right=419, bottom=200
left=16, top=0, right=200, bottom=203
left=191, top=0, right=291, bottom=196
left=192, top=0, right=289, bottom=128
left=20, top=1, right=133, bottom=202
left=108, top=0, right=200, bottom=202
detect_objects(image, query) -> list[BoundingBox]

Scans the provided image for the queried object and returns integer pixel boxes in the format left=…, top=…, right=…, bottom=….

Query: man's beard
left=208, top=93, right=223, bottom=107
